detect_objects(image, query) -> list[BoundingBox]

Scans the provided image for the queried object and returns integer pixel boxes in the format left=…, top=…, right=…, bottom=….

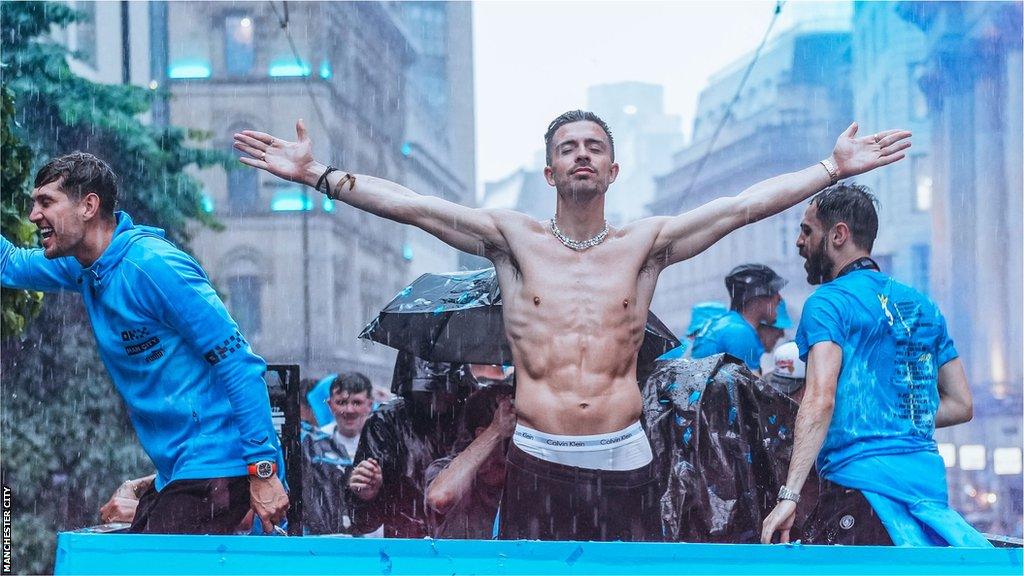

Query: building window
left=910, top=243, right=930, bottom=295
left=911, top=155, right=932, bottom=211
left=227, top=125, right=259, bottom=213
left=226, top=275, right=262, bottom=339
left=959, top=445, right=986, bottom=471
left=993, top=447, right=1023, bottom=476
left=75, top=0, right=98, bottom=68
left=909, top=63, right=928, bottom=120
left=224, top=14, right=255, bottom=77
left=937, top=443, right=956, bottom=468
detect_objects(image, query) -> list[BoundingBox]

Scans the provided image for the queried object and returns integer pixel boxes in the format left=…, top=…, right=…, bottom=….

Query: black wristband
left=315, top=165, right=338, bottom=194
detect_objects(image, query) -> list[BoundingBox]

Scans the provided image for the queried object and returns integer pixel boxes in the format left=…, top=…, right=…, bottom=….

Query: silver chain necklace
left=549, top=218, right=610, bottom=251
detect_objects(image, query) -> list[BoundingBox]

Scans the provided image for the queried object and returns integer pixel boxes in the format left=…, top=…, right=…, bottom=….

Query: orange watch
left=247, top=460, right=277, bottom=479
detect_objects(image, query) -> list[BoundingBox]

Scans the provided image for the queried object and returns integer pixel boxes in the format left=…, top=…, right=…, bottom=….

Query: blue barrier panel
left=55, top=533, right=1022, bottom=575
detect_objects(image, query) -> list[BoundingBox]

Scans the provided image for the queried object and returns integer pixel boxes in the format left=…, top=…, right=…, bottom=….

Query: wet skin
left=234, top=119, right=911, bottom=436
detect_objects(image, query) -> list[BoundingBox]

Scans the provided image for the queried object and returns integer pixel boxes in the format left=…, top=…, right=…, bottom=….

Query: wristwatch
left=777, top=485, right=800, bottom=503
left=247, top=460, right=277, bottom=479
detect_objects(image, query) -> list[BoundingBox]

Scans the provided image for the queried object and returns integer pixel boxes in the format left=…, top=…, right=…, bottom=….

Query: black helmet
left=725, top=264, right=787, bottom=310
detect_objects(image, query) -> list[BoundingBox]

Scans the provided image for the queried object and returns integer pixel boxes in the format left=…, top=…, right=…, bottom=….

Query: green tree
left=1, top=2, right=224, bottom=572
left=0, top=86, right=42, bottom=337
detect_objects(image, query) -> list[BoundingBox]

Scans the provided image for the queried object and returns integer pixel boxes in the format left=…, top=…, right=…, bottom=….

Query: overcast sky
left=471, top=1, right=843, bottom=193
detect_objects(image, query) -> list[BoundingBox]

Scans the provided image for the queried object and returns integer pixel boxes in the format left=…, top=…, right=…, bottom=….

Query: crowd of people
left=2, top=106, right=993, bottom=547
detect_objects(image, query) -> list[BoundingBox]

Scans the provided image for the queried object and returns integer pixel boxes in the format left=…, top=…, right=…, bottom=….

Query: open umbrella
left=359, top=268, right=680, bottom=366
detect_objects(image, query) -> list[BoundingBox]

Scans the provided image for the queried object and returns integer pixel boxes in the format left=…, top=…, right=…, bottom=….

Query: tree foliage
left=1, top=3, right=224, bottom=572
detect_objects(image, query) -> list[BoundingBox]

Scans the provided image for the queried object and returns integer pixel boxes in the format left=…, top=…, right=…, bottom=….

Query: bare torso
left=492, top=215, right=662, bottom=435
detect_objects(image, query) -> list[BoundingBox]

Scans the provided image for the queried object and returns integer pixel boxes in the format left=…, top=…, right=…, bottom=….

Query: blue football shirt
left=795, top=269, right=958, bottom=477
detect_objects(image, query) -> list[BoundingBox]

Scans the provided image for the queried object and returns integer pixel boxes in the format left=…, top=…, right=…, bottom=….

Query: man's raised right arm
left=234, top=120, right=509, bottom=258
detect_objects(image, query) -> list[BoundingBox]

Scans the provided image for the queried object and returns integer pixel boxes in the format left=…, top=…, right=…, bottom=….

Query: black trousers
left=129, top=476, right=250, bottom=534
left=497, top=443, right=662, bottom=542
left=804, top=478, right=893, bottom=546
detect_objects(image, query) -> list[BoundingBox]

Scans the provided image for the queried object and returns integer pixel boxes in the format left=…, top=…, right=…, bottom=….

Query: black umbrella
left=359, top=268, right=680, bottom=366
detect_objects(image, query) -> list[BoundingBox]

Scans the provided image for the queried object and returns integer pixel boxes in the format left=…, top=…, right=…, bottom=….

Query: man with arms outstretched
left=234, top=111, right=909, bottom=540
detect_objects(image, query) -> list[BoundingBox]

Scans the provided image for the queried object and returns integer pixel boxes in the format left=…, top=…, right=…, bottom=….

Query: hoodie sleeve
left=128, top=246, right=277, bottom=464
left=0, top=234, right=80, bottom=292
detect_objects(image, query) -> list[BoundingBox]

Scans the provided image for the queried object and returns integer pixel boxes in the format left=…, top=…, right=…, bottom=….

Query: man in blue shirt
left=656, top=301, right=727, bottom=361
left=761, top=184, right=987, bottom=547
left=691, top=264, right=787, bottom=374
left=1, top=153, right=288, bottom=534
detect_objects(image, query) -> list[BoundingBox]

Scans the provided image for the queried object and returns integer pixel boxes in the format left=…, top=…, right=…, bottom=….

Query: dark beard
left=804, top=236, right=834, bottom=285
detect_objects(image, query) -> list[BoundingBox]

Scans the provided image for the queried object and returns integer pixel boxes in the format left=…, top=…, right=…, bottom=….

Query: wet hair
left=34, top=152, right=119, bottom=217
left=330, top=371, right=373, bottom=399
left=544, top=110, right=615, bottom=165
left=809, top=183, right=880, bottom=252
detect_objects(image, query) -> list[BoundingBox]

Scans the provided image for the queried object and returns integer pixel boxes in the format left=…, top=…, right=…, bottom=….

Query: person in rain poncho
left=691, top=264, right=787, bottom=375
left=1, top=153, right=288, bottom=534
left=643, top=354, right=797, bottom=543
left=300, top=373, right=373, bottom=535
left=761, top=184, right=989, bottom=547
left=345, top=353, right=473, bottom=538
left=425, top=385, right=515, bottom=539
left=234, top=111, right=910, bottom=541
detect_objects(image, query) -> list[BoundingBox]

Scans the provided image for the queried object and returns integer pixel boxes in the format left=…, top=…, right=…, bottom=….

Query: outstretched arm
left=234, top=120, right=508, bottom=258
left=646, top=123, right=911, bottom=268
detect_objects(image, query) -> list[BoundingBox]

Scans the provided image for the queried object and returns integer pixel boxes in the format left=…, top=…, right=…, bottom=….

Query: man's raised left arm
left=645, top=123, right=911, bottom=267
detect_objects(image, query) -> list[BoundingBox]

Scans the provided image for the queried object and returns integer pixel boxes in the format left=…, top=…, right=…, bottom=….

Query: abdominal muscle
left=509, top=328, right=645, bottom=436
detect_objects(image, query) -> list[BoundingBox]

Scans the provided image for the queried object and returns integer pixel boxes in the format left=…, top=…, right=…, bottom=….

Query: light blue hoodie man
left=1, top=152, right=288, bottom=533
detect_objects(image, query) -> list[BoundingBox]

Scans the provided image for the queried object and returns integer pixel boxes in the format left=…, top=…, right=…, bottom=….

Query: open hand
left=233, top=120, right=319, bottom=185
left=831, top=122, right=911, bottom=179
left=349, top=458, right=383, bottom=501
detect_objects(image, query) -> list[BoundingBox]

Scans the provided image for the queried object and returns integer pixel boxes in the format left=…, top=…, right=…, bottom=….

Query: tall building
left=851, top=2, right=934, bottom=294
left=161, top=2, right=475, bottom=385
left=55, top=0, right=154, bottom=88
left=479, top=168, right=553, bottom=221
left=586, top=82, right=684, bottom=224
left=393, top=2, right=477, bottom=279
left=898, top=1, right=1023, bottom=535
left=648, top=24, right=853, bottom=337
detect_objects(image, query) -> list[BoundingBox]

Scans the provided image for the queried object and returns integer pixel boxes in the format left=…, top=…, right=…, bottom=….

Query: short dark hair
left=809, top=183, right=879, bottom=252
left=330, top=371, right=373, bottom=399
left=544, top=110, right=615, bottom=165
left=34, top=152, right=119, bottom=217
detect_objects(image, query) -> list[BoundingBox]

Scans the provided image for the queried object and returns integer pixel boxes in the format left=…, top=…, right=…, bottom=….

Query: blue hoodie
left=1, top=212, right=279, bottom=490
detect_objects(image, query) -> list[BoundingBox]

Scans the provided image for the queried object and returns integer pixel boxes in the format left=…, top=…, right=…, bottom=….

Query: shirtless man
left=233, top=110, right=910, bottom=540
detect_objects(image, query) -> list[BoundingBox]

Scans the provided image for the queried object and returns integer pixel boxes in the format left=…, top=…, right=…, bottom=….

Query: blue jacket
left=1, top=212, right=279, bottom=490
left=690, top=310, right=764, bottom=371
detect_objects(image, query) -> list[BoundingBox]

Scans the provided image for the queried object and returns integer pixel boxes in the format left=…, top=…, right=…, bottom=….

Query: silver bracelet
left=819, top=157, right=840, bottom=186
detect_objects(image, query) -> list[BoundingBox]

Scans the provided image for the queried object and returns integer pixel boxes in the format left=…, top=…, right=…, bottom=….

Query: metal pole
left=120, top=1, right=131, bottom=84
left=302, top=189, right=311, bottom=367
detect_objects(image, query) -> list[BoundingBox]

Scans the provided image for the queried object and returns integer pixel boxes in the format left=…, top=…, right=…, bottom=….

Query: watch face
left=257, top=461, right=274, bottom=478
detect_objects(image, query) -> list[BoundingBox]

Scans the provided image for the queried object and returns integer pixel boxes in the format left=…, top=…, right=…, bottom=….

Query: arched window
left=221, top=253, right=264, bottom=341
